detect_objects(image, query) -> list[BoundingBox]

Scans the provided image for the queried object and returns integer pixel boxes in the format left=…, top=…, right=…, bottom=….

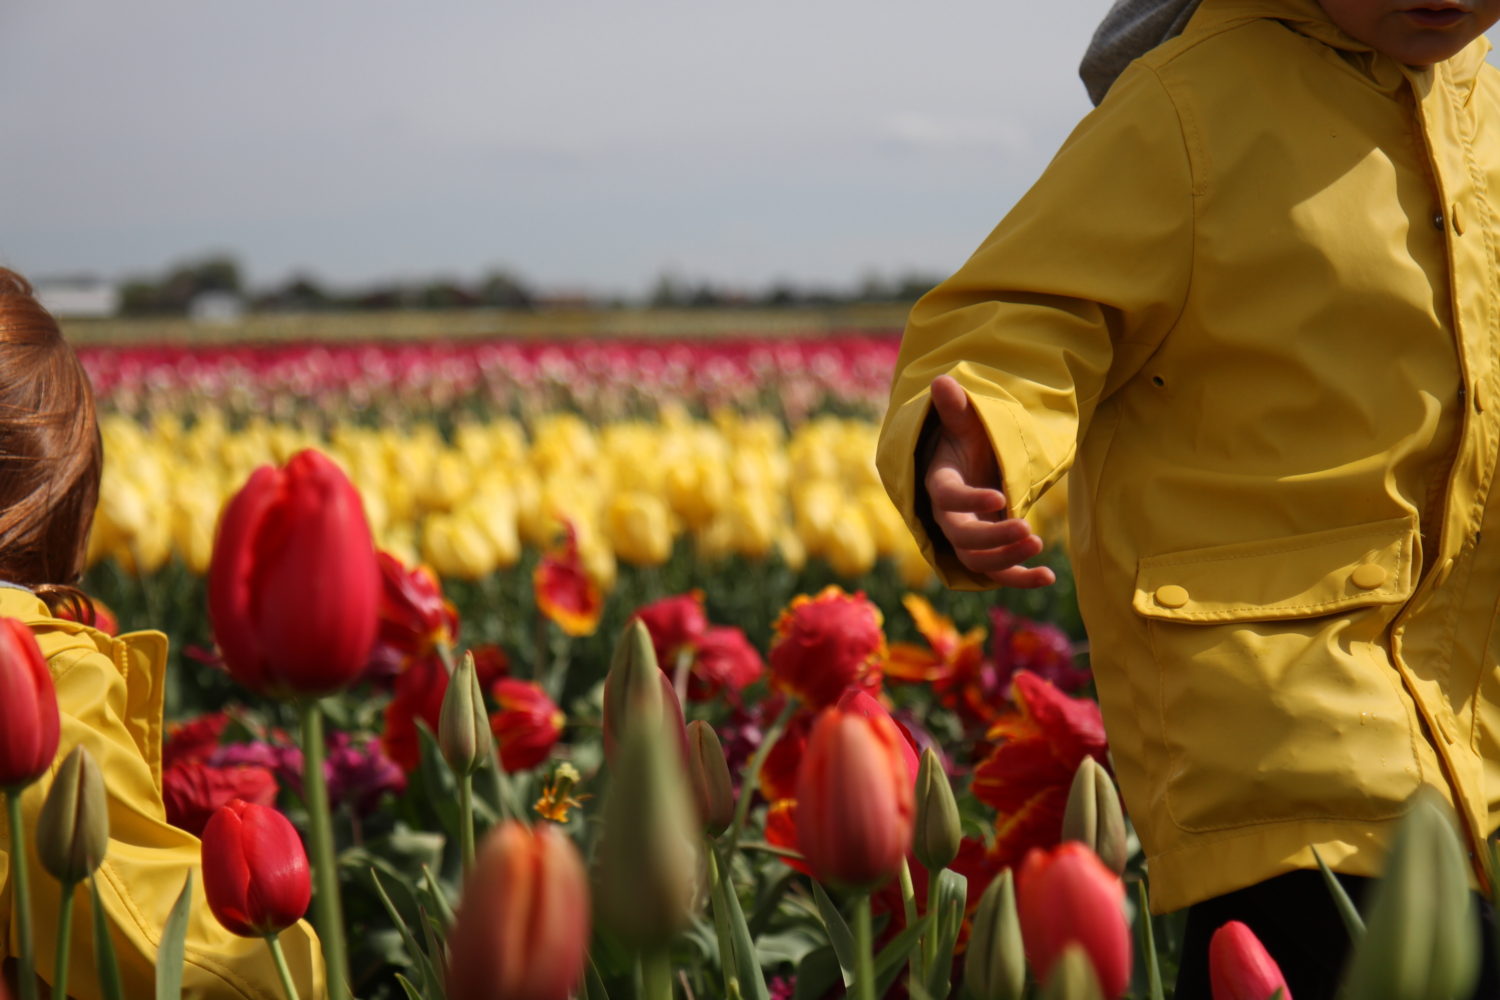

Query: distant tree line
left=115, top=254, right=940, bottom=317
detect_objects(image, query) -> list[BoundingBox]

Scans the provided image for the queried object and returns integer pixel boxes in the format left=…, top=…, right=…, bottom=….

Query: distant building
left=189, top=291, right=246, bottom=324
left=34, top=276, right=120, bottom=318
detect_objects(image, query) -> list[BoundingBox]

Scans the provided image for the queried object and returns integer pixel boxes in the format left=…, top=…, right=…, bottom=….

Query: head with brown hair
left=0, top=268, right=102, bottom=592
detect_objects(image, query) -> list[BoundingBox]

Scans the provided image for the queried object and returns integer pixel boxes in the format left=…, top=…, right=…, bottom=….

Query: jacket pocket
left=1134, top=517, right=1424, bottom=833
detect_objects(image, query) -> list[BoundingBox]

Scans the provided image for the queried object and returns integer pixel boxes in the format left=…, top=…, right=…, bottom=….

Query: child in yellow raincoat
left=0, top=270, right=324, bottom=999
left=878, top=0, right=1500, bottom=996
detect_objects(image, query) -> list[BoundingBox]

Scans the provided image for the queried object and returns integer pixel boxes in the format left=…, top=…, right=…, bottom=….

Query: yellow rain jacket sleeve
left=0, top=589, right=325, bottom=1000
left=879, top=0, right=1500, bottom=912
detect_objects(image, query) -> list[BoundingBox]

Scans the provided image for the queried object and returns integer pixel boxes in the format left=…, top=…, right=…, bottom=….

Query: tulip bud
left=1061, top=757, right=1128, bottom=876
left=1040, top=944, right=1105, bottom=1000
left=208, top=449, right=381, bottom=699
left=1016, top=842, right=1132, bottom=999
left=1208, top=921, right=1291, bottom=1000
left=0, top=617, right=60, bottom=789
left=439, top=651, right=492, bottom=777
left=1342, top=789, right=1480, bottom=1000
left=601, top=619, right=688, bottom=764
left=201, top=799, right=312, bottom=937
left=964, top=869, right=1026, bottom=1000
left=794, top=703, right=915, bottom=890
left=913, top=747, right=960, bottom=873
left=446, top=821, right=591, bottom=1000
left=596, top=720, right=701, bottom=949
left=686, top=720, right=735, bottom=836
left=36, top=745, right=109, bottom=885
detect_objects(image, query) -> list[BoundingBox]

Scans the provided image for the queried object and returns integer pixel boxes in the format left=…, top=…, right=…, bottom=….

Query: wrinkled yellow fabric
left=0, top=588, right=325, bottom=999
left=878, top=0, right=1500, bottom=912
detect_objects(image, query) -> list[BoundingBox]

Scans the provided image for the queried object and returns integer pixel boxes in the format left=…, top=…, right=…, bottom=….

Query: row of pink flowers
left=78, top=334, right=902, bottom=422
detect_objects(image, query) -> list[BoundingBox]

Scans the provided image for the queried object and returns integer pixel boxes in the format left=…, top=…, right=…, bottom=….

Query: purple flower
left=989, top=608, right=1091, bottom=693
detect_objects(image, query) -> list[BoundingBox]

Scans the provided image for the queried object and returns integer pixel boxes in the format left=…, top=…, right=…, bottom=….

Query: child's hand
left=925, top=375, right=1056, bottom=588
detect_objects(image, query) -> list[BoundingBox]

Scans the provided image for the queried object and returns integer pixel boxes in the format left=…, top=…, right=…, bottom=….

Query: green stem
left=898, top=857, right=922, bottom=985
left=7, top=792, right=37, bottom=1000
left=727, top=700, right=797, bottom=855
left=53, top=881, right=75, bottom=1000
left=705, top=838, right=741, bottom=998
left=922, top=863, right=940, bottom=980
left=640, top=948, right=674, bottom=1000
left=853, top=892, right=875, bottom=1000
left=299, top=702, right=350, bottom=1000
left=459, top=773, right=476, bottom=877
left=266, top=932, right=302, bottom=1000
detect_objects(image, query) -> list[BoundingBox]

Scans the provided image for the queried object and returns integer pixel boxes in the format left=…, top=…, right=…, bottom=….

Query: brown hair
left=0, top=269, right=102, bottom=610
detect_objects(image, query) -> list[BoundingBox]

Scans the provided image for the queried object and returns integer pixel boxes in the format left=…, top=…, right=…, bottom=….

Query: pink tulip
left=1015, top=842, right=1132, bottom=998
left=1211, top=921, right=1292, bottom=1000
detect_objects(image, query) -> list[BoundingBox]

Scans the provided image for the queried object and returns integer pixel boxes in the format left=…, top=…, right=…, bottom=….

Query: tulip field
left=12, top=327, right=1477, bottom=999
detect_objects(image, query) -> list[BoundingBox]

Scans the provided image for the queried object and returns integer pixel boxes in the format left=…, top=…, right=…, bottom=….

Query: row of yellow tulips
left=87, top=407, right=1071, bottom=587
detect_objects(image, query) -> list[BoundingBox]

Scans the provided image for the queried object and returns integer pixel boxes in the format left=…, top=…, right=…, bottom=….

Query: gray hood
left=1079, top=0, right=1203, bottom=105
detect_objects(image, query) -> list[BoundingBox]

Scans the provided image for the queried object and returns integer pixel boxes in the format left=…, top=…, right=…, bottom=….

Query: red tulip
left=447, top=821, right=590, bottom=1000
left=794, top=702, right=914, bottom=890
left=632, top=591, right=708, bottom=671
left=163, top=761, right=279, bottom=837
left=367, top=551, right=460, bottom=679
left=490, top=679, right=565, bottom=772
left=200, top=799, right=311, bottom=938
left=0, top=618, right=59, bottom=789
left=1015, top=842, right=1132, bottom=998
left=688, top=625, right=764, bottom=702
left=533, top=520, right=602, bottom=637
left=208, top=449, right=381, bottom=698
left=1210, top=921, right=1292, bottom=1000
left=770, top=586, right=886, bottom=709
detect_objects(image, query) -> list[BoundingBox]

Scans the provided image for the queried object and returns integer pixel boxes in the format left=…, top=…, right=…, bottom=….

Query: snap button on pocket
left=1350, top=563, right=1388, bottom=590
left=1154, top=584, right=1189, bottom=609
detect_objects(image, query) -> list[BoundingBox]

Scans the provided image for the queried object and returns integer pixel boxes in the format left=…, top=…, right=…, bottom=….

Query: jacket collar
left=1189, top=0, right=1491, bottom=93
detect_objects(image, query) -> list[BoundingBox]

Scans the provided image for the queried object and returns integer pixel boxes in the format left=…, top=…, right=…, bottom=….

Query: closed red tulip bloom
left=447, top=821, right=590, bottom=1000
left=794, top=702, right=915, bottom=890
left=200, top=799, right=311, bottom=938
left=490, top=678, right=565, bottom=772
left=0, top=617, right=60, bottom=789
left=1210, top=921, right=1292, bottom=1000
left=1016, top=842, right=1132, bottom=998
left=209, top=449, right=381, bottom=698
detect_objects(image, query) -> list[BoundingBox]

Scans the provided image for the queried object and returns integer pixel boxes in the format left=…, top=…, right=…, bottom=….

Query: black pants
left=1172, top=870, right=1500, bottom=999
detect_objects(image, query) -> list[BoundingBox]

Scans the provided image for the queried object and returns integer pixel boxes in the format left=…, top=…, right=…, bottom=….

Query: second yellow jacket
left=879, top=0, right=1500, bottom=911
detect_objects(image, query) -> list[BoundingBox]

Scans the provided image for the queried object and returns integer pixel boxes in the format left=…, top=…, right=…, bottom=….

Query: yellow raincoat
left=878, top=0, right=1500, bottom=912
left=0, top=588, right=325, bottom=999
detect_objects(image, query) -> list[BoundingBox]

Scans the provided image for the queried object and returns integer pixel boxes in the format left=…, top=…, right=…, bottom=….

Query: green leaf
left=368, top=867, right=446, bottom=999
left=155, top=872, right=193, bottom=1000
left=871, top=913, right=933, bottom=998
left=810, top=882, right=858, bottom=988
left=420, top=905, right=449, bottom=996
left=709, top=843, right=771, bottom=1000
left=420, top=864, right=457, bottom=933
left=90, top=875, right=126, bottom=1000
left=1135, top=879, right=1165, bottom=1000
left=394, top=973, right=426, bottom=1000
left=792, top=946, right=842, bottom=1000
left=747, top=869, right=797, bottom=939
left=1311, top=845, right=1366, bottom=940
left=921, top=870, right=967, bottom=1000
left=581, top=956, right=613, bottom=1000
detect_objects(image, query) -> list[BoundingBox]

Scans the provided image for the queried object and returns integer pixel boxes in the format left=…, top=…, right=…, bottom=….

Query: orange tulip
left=1015, top=842, right=1132, bottom=999
left=794, top=702, right=914, bottom=890
left=447, top=821, right=590, bottom=1000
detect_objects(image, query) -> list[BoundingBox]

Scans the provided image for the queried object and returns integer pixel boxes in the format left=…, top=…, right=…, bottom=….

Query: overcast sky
left=1, top=3, right=1495, bottom=297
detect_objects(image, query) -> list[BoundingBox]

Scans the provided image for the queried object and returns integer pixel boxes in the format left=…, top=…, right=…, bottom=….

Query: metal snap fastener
left=1433, top=211, right=1445, bottom=231
left=1351, top=563, right=1388, bottom=590
left=1154, top=584, right=1189, bottom=609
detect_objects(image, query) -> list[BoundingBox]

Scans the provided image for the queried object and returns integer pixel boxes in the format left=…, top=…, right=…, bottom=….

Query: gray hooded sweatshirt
left=1079, top=0, right=1204, bottom=104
